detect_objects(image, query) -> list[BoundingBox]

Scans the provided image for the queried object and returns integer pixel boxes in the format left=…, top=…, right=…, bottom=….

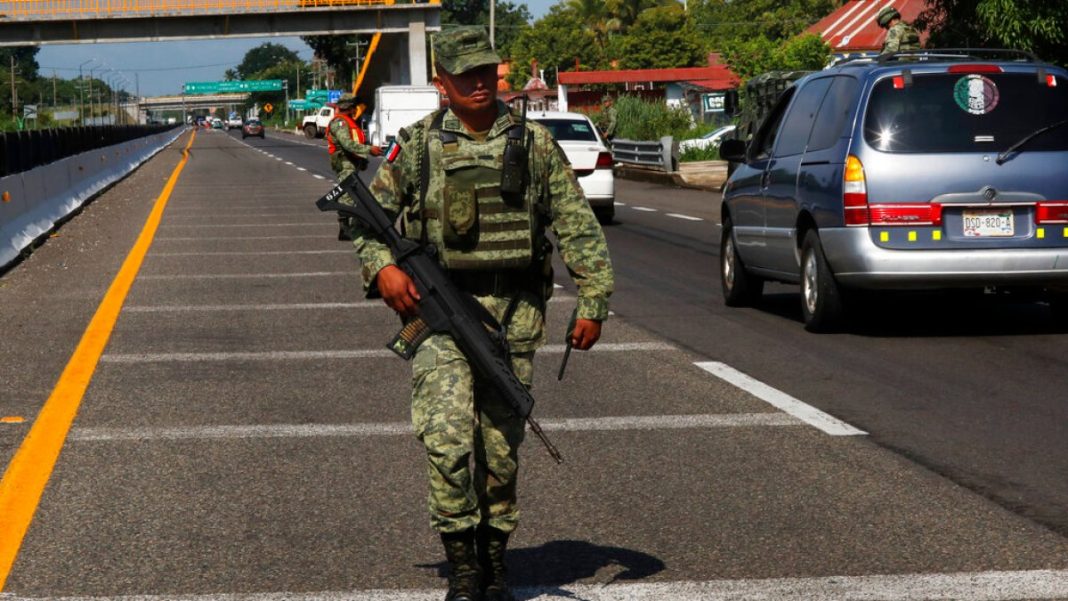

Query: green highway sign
left=288, top=99, right=319, bottom=111
left=184, top=80, right=284, bottom=94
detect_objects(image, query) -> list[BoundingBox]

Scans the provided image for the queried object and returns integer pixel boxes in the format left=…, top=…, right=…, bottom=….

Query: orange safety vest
left=327, top=113, right=367, bottom=155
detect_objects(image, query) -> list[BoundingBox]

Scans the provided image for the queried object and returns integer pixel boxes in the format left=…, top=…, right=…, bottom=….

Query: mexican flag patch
left=385, top=140, right=402, bottom=163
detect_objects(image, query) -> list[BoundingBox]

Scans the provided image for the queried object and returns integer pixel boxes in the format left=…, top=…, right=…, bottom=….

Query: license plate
left=962, top=209, right=1014, bottom=237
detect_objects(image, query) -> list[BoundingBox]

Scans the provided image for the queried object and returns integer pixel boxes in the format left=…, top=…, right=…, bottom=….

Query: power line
left=38, top=61, right=239, bottom=73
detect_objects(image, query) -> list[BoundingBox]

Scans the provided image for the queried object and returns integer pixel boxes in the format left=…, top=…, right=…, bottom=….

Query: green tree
left=236, top=43, right=301, bottom=80
left=441, top=0, right=532, bottom=57
left=689, top=0, right=835, bottom=51
left=566, top=0, right=620, bottom=55
left=615, top=4, right=704, bottom=69
left=507, top=4, right=605, bottom=88
left=918, top=0, right=1068, bottom=65
left=301, top=34, right=361, bottom=90
left=606, top=0, right=674, bottom=31
left=722, top=33, right=829, bottom=80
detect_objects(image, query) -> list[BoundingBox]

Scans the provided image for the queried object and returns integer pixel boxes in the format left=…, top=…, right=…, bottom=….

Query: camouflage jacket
left=352, top=101, right=614, bottom=352
left=882, top=21, right=921, bottom=53
left=328, top=117, right=374, bottom=175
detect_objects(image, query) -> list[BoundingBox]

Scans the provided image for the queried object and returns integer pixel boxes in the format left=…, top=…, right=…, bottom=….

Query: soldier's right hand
left=376, top=265, right=421, bottom=317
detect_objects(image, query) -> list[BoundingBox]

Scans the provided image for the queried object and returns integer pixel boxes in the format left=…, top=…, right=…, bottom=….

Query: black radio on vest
left=500, top=96, right=529, bottom=200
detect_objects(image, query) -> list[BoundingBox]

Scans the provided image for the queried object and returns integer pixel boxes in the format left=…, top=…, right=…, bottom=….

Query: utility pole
left=296, top=62, right=301, bottom=98
left=10, top=55, right=18, bottom=121
left=135, top=73, right=141, bottom=124
left=490, top=0, right=496, bottom=48
left=52, top=70, right=57, bottom=107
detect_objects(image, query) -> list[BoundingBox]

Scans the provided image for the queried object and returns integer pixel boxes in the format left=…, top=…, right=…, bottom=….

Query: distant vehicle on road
left=369, top=85, right=441, bottom=147
left=226, top=112, right=243, bottom=130
left=302, top=105, right=336, bottom=138
left=531, top=110, right=615, bottom=224
left=242, top=119, right=265, bottom=139
left=718, top=50, right=1068, bottom=331
left=210, top=118, right=224, bottom=130
left=680, top=124, right=737, bottom=152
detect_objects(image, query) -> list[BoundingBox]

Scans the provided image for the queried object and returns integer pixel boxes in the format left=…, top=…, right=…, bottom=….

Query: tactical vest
left=326, top=114, right=366, bottom=155
left=892, top=22, right=921, bottom=51
left=404, top=110, right=541, bottom=271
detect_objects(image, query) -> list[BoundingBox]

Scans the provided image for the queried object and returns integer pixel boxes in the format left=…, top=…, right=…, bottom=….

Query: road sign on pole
left=184, top=80, right=284, bottom=94
left=263, top=103, right=274, bottom=114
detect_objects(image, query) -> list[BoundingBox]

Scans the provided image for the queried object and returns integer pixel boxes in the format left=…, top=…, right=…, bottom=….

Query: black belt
left=448, top=269, right=532, bottom=297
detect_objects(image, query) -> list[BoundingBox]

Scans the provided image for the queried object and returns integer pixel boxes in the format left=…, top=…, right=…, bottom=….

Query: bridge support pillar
left=408, top=13, right=428, bottom=86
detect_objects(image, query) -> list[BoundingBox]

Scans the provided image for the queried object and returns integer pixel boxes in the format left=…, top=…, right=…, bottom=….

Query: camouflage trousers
left=411, top=333, right=532, bottom=534
left=334, top=166, right=358, bottom=239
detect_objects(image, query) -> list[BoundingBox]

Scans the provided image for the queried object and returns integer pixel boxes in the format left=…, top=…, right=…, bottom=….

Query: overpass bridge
left=0, top=0, right=440, bottom=85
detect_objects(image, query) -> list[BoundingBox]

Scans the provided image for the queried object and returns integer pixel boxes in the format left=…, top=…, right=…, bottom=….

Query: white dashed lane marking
left=667, top=213, right=703, bottom=222
left=99, top=342, right=676, bottom=364
left=12, top=570, right=1068, bottom=600
left=695, top=361, right=866, bottom=436
left=632, top=206, right=657, bottom=212
left=69, top=414, right=802, bottom=442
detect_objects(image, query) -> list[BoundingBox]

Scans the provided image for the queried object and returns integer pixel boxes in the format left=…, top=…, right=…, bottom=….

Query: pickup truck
left=302, top=105, right=336, bottom=138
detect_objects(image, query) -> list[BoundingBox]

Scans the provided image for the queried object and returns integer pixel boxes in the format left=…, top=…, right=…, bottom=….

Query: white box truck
left=369, top=85, right=441, bottom=147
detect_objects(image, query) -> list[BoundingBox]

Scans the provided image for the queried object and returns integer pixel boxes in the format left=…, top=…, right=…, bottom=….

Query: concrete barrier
left=0, top=127, right=185, bottom=270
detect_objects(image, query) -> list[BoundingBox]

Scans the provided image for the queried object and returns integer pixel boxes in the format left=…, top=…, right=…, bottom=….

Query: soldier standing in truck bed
left=877, top=6, right=921, bottom=54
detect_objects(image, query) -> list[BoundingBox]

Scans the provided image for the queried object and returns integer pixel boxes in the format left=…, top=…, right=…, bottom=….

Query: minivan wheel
left=303, top=124, right=317, bottom=138
left=720, top=217, right=763, bottom=306
left=800, top=230, right=846, bottom=332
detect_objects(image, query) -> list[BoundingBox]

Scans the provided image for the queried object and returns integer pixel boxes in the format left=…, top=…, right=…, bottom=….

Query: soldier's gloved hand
left=376, top=265, right=421, bottom=317
left=571, top=319, right=602, bottom=351
left=369, top=146, right=383, bottom=157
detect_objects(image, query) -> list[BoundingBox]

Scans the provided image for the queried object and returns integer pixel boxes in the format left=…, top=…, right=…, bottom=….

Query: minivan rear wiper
left=996, top=119, right=1068, bottom=164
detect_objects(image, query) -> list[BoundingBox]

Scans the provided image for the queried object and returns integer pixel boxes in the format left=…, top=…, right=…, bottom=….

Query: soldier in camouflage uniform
left=877, top=6, right=921, bottom=54
left=350, top=26, right=613, bottom=601
left=329, top=93, right=382, bottom=240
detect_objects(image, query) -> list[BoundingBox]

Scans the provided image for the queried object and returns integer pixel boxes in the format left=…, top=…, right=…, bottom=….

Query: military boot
left=441, top=529, right=481, bottom=601
left=476, top=524, right=515, bottom=601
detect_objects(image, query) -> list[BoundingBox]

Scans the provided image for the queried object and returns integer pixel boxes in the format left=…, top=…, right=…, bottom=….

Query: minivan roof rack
left=876, top=48, right=1041, bottom=64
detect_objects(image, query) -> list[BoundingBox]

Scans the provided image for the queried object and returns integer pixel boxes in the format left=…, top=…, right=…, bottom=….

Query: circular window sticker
left=954, top=75, right=1000, bottom=115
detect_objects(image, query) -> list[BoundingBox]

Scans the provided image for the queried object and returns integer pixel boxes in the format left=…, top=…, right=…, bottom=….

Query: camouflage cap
left=876, top=6, right=900, bottom=27
left=433, top=26, right=501, bottom=75
left=336, top=93, right=358, bottom=109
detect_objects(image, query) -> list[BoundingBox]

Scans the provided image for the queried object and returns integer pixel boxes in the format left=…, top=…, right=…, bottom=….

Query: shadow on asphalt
left=751, top=289, right=1066, bottom=337
left=419, top=539, right=665, bottom=597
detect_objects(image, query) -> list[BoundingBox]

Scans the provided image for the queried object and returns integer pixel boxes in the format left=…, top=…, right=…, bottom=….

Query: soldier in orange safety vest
left=329, top=93, right=382, bottom=239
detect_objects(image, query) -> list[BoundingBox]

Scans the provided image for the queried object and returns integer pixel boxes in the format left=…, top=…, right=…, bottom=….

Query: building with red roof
left=807, top=0, right=931, bottom=53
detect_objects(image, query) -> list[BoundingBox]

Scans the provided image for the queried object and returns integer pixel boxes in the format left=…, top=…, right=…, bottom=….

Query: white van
left=370, top=85, right=441, bottom=147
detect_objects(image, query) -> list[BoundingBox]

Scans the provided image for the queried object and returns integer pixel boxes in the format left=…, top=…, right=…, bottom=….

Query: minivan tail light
left=948, top=64, right=1003, bottom=74
left=595, top=151, right=613, bottom=169
left=843, top=155, right=868, bottom=226
left=1036, top=202, right=1068, bottom=224
left=869, top=203, right=943, bottom=226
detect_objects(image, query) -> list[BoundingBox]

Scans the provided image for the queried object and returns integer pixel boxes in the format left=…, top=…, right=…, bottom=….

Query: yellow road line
left=0, top=129, right=197, bottom=591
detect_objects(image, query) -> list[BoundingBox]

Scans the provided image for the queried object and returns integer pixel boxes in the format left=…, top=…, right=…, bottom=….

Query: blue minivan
left=719, top=50, right=1068, bottom=331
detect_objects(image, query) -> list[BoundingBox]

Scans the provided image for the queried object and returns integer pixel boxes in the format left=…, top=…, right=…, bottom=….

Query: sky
left=36, top=0, right=557, bottom=97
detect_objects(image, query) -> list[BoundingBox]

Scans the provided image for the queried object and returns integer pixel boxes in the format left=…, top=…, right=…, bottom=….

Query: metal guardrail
left=0, top=0, right=438, bottom=19
left=611, top=136, right=678, bottom=172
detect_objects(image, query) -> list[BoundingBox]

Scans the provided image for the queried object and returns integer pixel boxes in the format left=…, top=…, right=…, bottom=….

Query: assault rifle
left=316, top=173, right=563, bottom=464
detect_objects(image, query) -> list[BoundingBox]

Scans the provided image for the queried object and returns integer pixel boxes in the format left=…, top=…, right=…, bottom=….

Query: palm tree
left=566, top=0, right=621, bottom=51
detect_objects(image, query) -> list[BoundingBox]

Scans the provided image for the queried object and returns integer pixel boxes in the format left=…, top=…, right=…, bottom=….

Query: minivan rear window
left=864, top=72, right=1068, bottom=153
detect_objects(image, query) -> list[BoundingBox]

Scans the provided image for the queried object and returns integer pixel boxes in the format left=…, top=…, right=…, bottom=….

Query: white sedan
left=530, top=111, right=615, bottom=224
left=679, top=124, right=737, bottom=152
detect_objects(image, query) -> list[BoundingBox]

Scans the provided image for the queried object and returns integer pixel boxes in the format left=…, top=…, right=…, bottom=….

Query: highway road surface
left=0, top=127, right=1066, bottom=600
